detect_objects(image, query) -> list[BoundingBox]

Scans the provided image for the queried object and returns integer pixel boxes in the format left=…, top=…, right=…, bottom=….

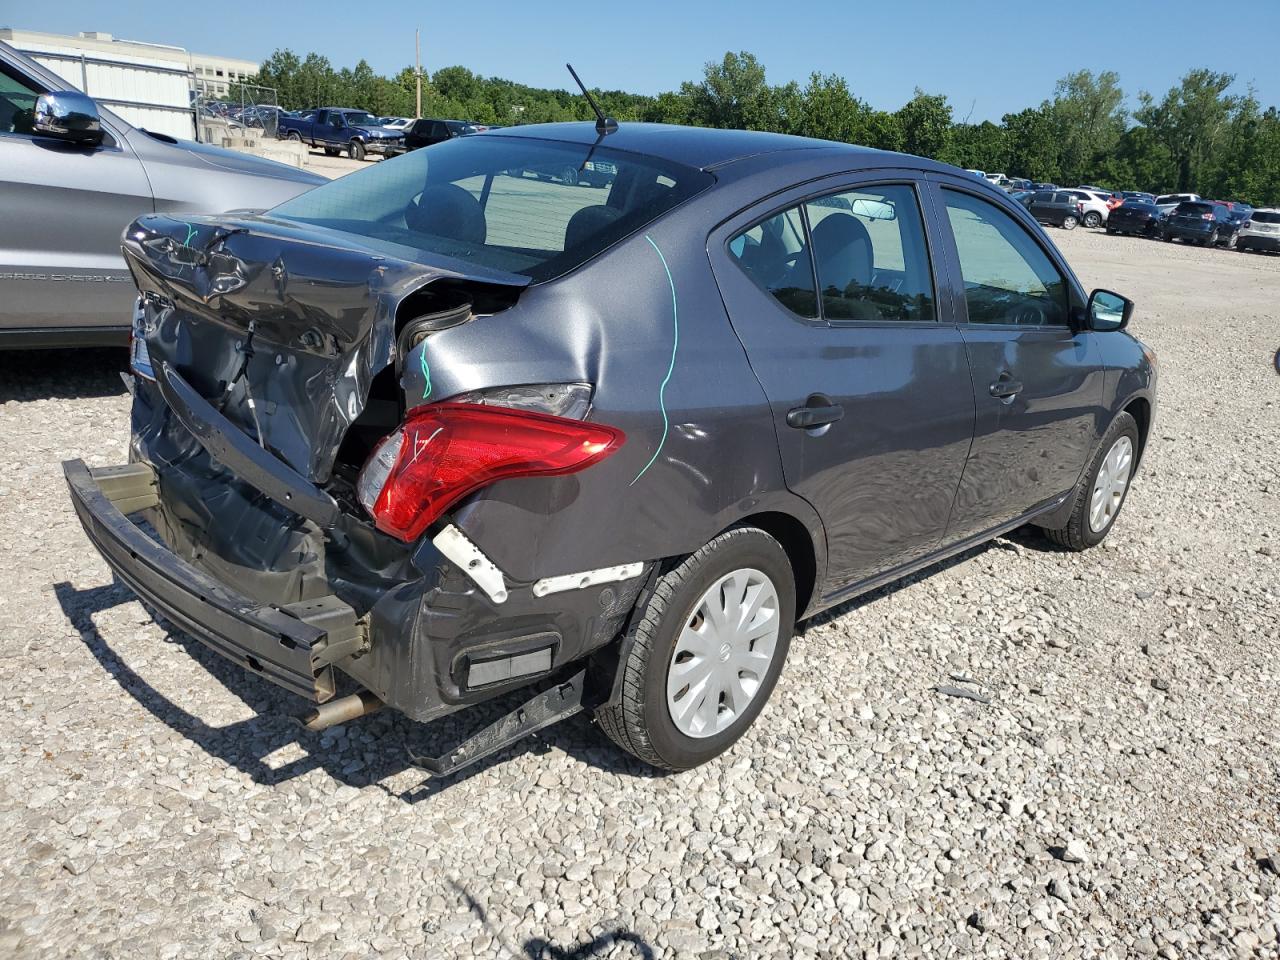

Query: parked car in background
left=965, top=168, right=986, bottom=179
left=1031, top=182, right=1059, bottom=191
left=378, top=117, right=413, bottom=131
left=1106, top=200, right=1163, bottom=238
left=1235, top=208, right=1280, bottom=253
left=1005, top=177, right=1032, bottom=192
left=984, top=172, right=1007, bottom=184
left=1156, top=193, right=1200, bottom=216
left=65, top=122, right=1155, bottom=773
left=1163, top=201, right=1240, bottom=247
left=0, top=39, right=324, bottom=347
left=277, top=108, right=405, bottom=161
left=1027, top=191, right=1081, bottom=229
left=1009, top=189, right=1035, bottom=207
left=402, top=117, right=482, bottom=151
left=1062, top=189, right=1111, bottom=228
left=1119, top=191, right=1157, bottom=205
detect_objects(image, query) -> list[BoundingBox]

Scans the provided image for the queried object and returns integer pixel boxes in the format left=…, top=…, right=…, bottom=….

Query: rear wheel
left=1041, top=412, right=1139, bottom=551
left=1061, top=215, right=1078, bottom=231
left=595, top=527, right=795, bottom=770
left=1083, top=211, right=1102, bottom=229
left=324, top=147, right=340, bottom=157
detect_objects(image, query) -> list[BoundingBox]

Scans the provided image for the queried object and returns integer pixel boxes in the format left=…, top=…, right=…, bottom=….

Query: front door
left=710, top=176, right=976, bottom=597
left=0, top=59, right=152, bottom=334
left=930, top=183, right=1105, bottom=542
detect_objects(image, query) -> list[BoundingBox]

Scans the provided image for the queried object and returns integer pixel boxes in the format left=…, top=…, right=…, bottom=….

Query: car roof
left=485, top=121, right=943, bottom=173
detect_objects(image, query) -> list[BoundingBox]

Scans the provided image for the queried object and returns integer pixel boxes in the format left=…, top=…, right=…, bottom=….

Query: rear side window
left=942, top=190, right=1070, bottom=327
left=803, top=185, right=935, bottom=322
left=1252, top=211, right=1280, bottom=224
left=729, top=207, right=818, bottom=319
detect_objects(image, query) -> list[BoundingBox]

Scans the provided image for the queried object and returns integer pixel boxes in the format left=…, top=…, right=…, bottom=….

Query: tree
left=791, top=73, right=872, bottom=143
left=1002, top=106, right=1061, bottom=182
left=896, top=89, right=952, bottom=159
left=1136, top=70, right=1237, bottom=192
left=1051, top=70, right=1126, bottom=184
left=684, top=52, right=777, bottom=130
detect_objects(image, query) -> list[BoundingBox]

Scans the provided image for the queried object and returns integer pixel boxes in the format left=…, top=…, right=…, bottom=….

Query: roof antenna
left=566, top=63, right=617, bottom=135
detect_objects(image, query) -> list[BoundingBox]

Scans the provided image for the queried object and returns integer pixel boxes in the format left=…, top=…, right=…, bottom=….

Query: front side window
left=803, top=185, right=935, bottom=321
left=272, top=135, right=714, bottom=282
left=943, top=190, right=1070, bottom=327
left=728, top=207, right=818, bottom=319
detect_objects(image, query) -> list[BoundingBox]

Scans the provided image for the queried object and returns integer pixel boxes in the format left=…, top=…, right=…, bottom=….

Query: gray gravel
left=1, top=229, right=1278, bottom=958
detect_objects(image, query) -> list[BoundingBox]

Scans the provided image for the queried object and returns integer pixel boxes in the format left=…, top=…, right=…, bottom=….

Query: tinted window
left=1175, top=202, right=1213, bottom=215
left=804, top=185, right=935, bottom=322
left=943, top=190, right=1070, bottom=327
left=274, top=135, right=713, bottom=283
left=1252, top=211, right=1280, bottom=224
left=1031, top=192, right=1052, bottom=202
left=0, top=62, right=42, bottom=135
left=729, top=207, right=818, bottom=319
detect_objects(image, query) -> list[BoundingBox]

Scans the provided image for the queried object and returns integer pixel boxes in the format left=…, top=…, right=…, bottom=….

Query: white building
left=0, top=28, right=260, bottom=139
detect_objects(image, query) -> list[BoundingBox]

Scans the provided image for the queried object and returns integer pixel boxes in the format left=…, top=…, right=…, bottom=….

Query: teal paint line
left=419, top=343, right=432, bottom=399
left=629, top=235, right=679, bottom=486
left=183, top=223, right=197, bottom=248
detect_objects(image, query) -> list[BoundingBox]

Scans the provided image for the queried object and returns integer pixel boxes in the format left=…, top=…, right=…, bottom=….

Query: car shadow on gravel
left=0, top=348, right=128, bottom=401
left=54, top=580, right=667, bottom=801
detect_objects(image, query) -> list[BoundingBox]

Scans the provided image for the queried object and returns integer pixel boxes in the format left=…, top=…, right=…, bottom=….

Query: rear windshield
left=270, top=135, right=714, bottom=282
left=1174, top=202, right=1214, bottom=215
left=1252, top=211, right=1280, bottom=224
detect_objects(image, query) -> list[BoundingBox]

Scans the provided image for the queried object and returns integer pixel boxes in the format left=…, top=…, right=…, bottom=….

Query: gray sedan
left=64, top=121, right=1156, bottom=773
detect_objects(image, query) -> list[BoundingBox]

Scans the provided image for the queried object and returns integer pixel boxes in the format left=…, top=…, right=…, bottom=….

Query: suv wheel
left=1040, top=412, right=1139, bottom=551
left=1224, top=232, right=1238, bottom=249
left=1061, top=215, right=1078, bottom=231
left=1083, top=211, right=1102, bottom=229
left=595, top=527, right=795, bottom=770
left=349, top=140, right=366, bottom=162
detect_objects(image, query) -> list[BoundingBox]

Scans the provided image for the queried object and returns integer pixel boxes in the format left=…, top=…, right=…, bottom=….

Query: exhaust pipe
left=297, top=690, right=383, bottom=732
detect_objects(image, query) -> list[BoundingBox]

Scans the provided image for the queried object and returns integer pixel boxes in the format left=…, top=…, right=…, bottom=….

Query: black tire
left=559, top=166, right=578, bottom=187
left=349, top=140, right=366, bottom=162
left=324, top=147, right=340, bottom=157
left=595, top=527, right=796, bottom=771
left=1106, top=226, right=1116, bottom=235
left=1061, top=215, right=1078, bottom=231
left=1040, top=412, right=1140, bottom=551
left=1083, top=211, right=1102, bottom=229
left=287, top=130, right=301, bottom=142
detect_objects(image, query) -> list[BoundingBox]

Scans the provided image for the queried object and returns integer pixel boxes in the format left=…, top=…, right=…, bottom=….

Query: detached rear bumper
left=63, top=458, right=363, bottom=702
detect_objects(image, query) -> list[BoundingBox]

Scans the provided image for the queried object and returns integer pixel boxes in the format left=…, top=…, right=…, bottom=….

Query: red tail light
left=357, top=403, right=624, bottom=542
left=1202, top=213, right=1214, bottom=220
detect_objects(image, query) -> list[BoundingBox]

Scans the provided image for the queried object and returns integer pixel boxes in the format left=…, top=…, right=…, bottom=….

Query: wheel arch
left=729, top=510, right=820, bottom=621
left=1123, top=395, right=1152, bottom=468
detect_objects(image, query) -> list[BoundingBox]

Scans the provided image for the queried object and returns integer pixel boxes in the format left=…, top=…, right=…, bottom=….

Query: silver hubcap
left=666, top=568, right=780, bottom=739
left=1089, top=435, right=1133, bottom=533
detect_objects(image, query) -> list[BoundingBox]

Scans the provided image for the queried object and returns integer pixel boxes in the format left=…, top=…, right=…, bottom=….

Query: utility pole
left=415, top=29, right=422, bottom=119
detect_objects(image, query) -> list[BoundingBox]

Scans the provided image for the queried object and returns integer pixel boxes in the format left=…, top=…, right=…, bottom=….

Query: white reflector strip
left=532, top=563, right=644, bottom=598
left=433, top=525, right=508, bottom=604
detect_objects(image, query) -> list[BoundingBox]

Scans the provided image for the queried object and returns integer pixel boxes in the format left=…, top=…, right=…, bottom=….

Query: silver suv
left=0, top=41, right=325, bottom=347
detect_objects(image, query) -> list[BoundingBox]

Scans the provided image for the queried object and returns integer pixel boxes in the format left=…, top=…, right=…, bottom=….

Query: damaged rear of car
left=65, top=127, right=792, bottom=772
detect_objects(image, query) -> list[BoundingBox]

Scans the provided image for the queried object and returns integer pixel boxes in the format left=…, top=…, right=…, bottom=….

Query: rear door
left=709, top=173, right=976, bottom=596
left=926, top=179, right=1104, bottom=542
left=0, top=56, right=152, bottom=337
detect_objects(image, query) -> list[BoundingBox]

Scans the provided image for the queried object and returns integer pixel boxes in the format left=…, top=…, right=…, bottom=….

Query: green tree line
left=244, top=49, right=1280, bottom=205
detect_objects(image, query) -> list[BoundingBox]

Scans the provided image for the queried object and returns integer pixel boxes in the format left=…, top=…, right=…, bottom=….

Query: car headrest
left=405, top=183, right=487, bottom=246
left=810, top=213, right=873, bottom=293
left=564, top=204, right=623, bottom=252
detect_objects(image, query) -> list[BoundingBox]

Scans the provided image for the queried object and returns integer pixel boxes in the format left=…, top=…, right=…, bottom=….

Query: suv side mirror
left=34, top=91, right=103, bottom=146
left=1087, top=289, right=1133, bottom=331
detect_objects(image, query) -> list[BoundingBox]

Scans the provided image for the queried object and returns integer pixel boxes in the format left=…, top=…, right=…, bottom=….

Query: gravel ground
left=1, top=228, right=1278, bottom=959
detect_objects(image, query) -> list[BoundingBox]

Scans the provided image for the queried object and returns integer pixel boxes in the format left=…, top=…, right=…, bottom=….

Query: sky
left=9, top=0, right=1280, bottom=121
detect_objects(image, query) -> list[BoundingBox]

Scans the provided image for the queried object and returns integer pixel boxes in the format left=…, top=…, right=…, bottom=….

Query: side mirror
left=34, top=91, right=103, bottom=146
left=1087, top=289, right=1133, bottom=332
